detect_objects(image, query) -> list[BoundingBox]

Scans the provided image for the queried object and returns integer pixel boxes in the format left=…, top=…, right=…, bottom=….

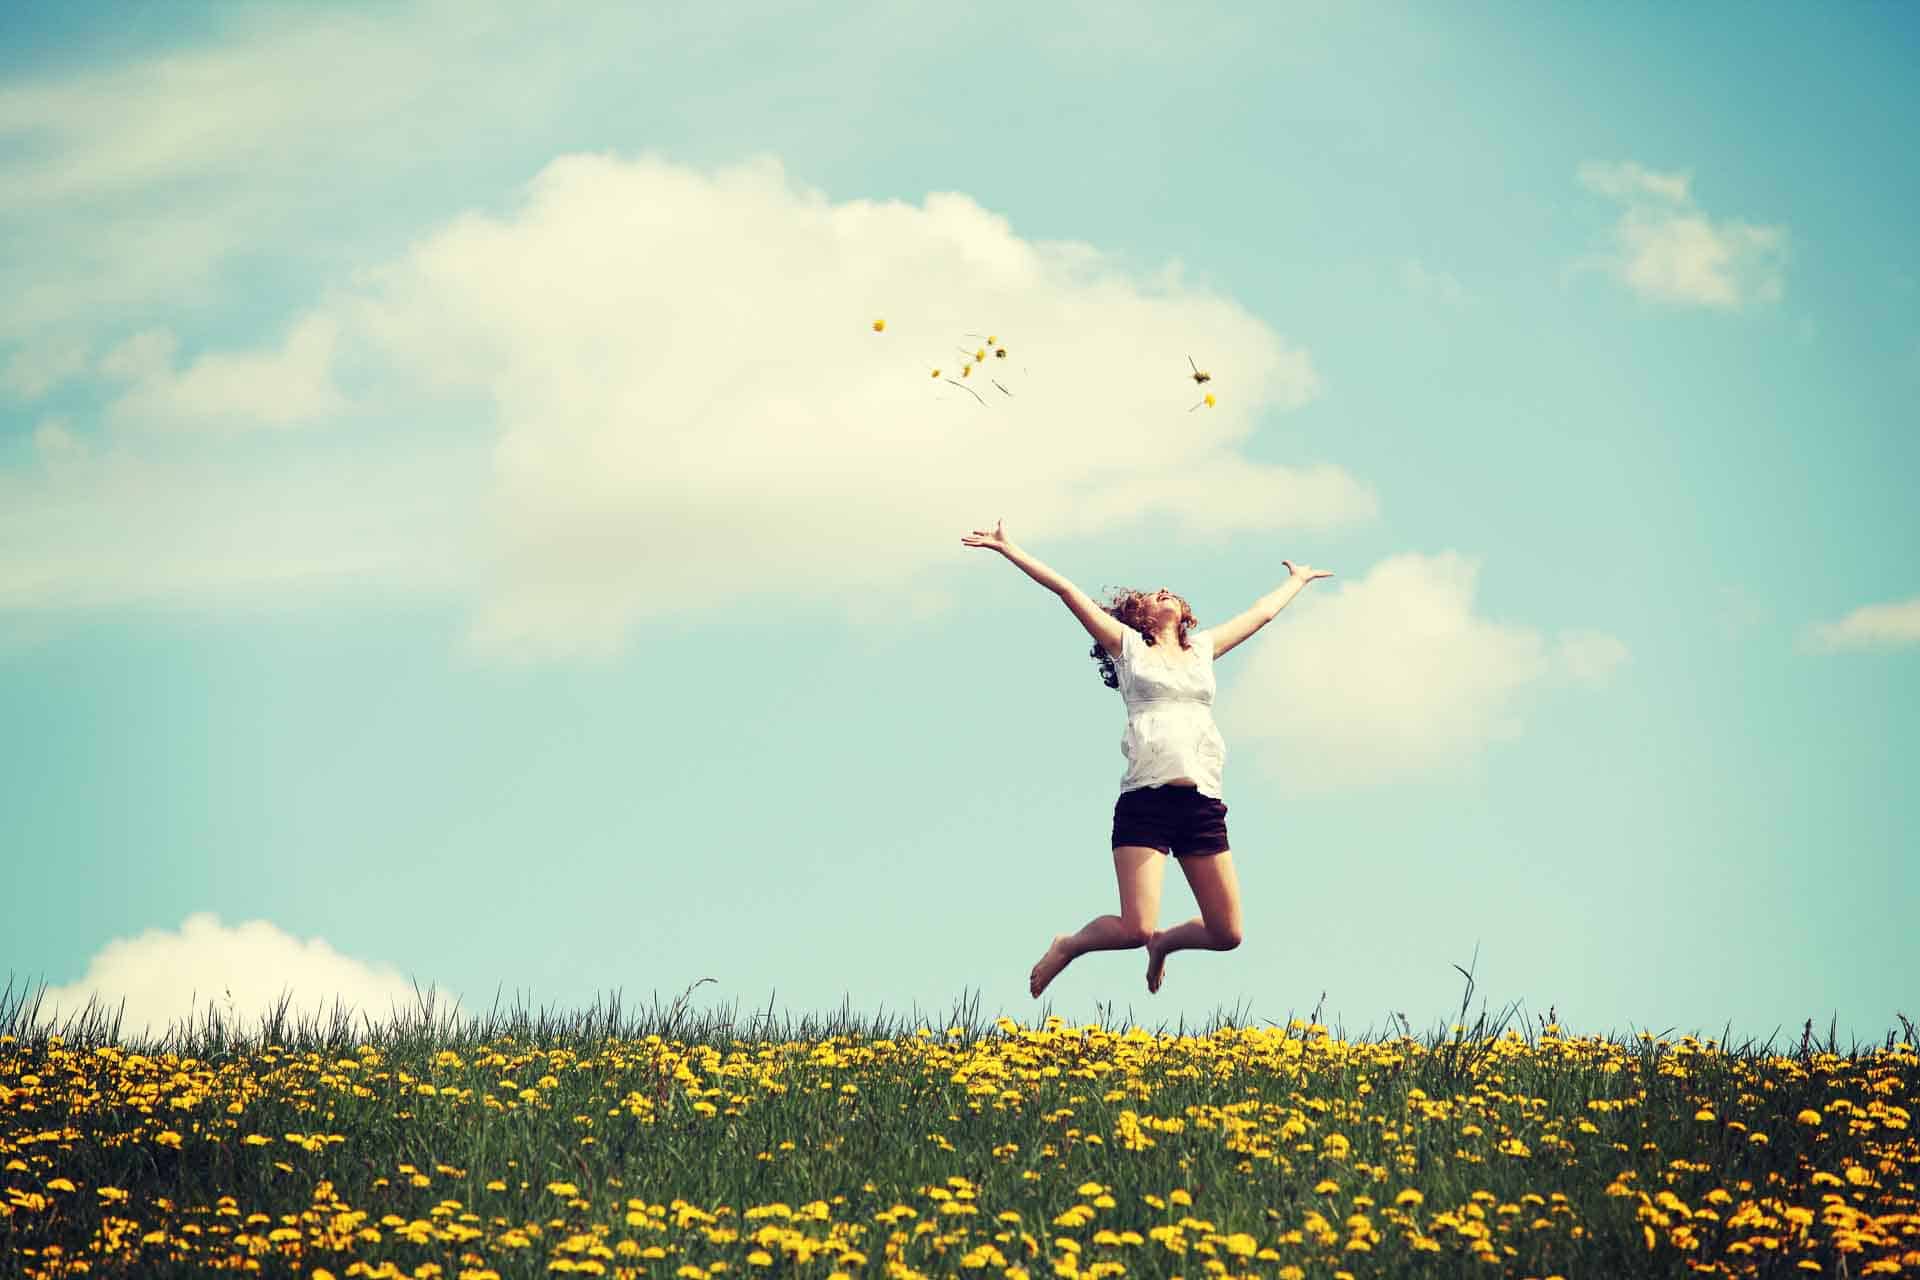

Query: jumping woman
left=960, top=519, right=1332, bottom=997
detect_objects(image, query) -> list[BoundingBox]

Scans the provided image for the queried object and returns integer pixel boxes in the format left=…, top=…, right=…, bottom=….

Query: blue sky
left=2, top=1, right=1915, bottom=1049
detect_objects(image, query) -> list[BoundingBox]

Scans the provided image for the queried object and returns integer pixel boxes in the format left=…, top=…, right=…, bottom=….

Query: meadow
left=2, top=974, right=1915, bottom=1280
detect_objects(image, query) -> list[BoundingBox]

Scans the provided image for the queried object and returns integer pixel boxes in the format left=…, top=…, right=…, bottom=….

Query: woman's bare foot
left=1029, top=935, right=1073, bottom=998
left=1145, top=936, right=1168, bottom=994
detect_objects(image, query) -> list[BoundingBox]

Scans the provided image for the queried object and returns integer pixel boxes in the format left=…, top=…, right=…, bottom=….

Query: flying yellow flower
left=930, top=368, right=940, bottom=378
left=872, top=318, right=885, bottom=332
left=974, top=347, right=986, bottom=361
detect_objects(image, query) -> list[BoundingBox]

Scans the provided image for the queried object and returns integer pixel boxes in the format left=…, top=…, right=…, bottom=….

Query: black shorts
left=1111, top=784, right=1230, bottom=859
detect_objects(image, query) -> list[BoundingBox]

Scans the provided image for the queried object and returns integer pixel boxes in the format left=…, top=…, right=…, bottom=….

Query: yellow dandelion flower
left=1796, top=1110, right=1823, bottom=1126
left=930, top=368, right=941, bottom=378
left=1394, top=1189, right=1424, bottom=1207
left=873, top=319, right=885, bottom=332
left=987, top=334, right=997, bottom=344
left=1204, top=393, right=1215, bottom=407
left=1694, top=1108, right=1715, bottom=1121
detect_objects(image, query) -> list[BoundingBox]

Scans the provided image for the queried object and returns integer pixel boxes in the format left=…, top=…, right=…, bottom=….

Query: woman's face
left=1147, top=589, right=1184, bottom=623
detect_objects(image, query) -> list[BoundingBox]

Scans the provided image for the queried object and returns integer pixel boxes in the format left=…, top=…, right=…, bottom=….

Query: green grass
left=2, top=971, right=1915, bottom=1280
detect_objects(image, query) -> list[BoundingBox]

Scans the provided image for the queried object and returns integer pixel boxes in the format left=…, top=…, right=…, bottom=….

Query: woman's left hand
left=1283, top=560, right=1333, bottom=585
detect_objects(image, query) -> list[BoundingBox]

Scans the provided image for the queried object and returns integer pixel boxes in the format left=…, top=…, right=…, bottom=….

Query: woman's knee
left=1211, top=922, right=1243, bottom=950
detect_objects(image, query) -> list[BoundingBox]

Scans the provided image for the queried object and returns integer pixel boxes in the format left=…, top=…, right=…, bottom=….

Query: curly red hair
left=1089, top=586, right=1197, bottom=689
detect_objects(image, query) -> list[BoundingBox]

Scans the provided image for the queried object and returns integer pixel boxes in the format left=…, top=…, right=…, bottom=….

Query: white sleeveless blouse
left=1113, top=626, right=1227, bottom=800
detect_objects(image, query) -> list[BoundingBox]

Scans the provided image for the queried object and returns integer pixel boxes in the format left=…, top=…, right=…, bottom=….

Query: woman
left=960, top=518, right=1332, bottom=997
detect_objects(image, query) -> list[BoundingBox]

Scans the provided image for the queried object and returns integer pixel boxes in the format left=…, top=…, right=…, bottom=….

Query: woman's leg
left=1144, top=850, right=1242, bottom=993
left=1029, top=846, right=1166, bottom=998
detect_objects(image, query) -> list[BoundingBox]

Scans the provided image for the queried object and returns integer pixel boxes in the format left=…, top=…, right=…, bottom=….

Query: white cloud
left=1575, top=160, right=1786, bottom=308
left=1401, top=259, right=1472, bottom=306
left=0, top=424, right=486, bottom=612
left=0, top=0, right=643, bottom=342
left=1804, top=595, right=1920, bottom=653
left=29, top=912, right=430, bottom=1047
left=357, top=153, right=1356, bottom=661
left=1554, top=628, right=1629, bottom=684
left=100, top=314, right=346, bottom=433
left=32, top=418, right=85, bottom=466
left=1575, top=160, right=1692, bottom=205
left=0, top=152, right=1373, bottom=662
left=2, top=337, right=88, bottom=400
left=0, top=0, right=1040, bottom=348
left=1214, top=552, right=1615, bottom=790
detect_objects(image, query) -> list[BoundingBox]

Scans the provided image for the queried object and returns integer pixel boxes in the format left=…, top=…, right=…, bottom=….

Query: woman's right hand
left=961, top=519, right=1012, bottom=554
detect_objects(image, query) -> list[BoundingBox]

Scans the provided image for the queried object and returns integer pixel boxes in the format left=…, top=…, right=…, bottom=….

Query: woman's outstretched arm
left=1209, top=559, right=1334, bottom=659
left=961, top=519, right=1128, bottom=656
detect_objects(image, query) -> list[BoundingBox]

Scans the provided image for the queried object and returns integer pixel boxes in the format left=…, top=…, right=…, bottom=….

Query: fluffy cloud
left=1575, top=160, right=1786, bottom=308
left=100, top=315, right=346, bottom=432
left=1804, top=595, right=1920, bottom=652
left=27, top=912, right=430, bottom=1047
left=0, top=152, right=1373, bottom=661
left=1214, top=552, right=1625, bottom=791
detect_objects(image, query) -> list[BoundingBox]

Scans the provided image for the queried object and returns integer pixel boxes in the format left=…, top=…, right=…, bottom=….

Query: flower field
left=3, top=985, right=1916, bottom=1279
